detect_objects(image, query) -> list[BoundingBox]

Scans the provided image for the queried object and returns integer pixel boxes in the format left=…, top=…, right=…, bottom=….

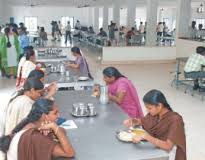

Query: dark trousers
left=65, top=31, right=72, bottom=43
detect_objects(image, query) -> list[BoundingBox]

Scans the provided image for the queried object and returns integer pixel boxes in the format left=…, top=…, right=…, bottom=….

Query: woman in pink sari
left=103, top=67, right=144, bottom=118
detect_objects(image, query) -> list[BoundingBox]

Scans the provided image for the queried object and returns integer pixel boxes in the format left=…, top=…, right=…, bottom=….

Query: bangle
left=55, top=126, right=59, bottom=135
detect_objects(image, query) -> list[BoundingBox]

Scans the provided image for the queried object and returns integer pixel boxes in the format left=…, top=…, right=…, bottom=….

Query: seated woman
left=5, top=78, right=56, bottom=135
left=0, top=98, right=75, bottom=160
left=102, top=67, right=143, bottom=118
left=124, top=90, right=186, bottom=160
left=28, top=69, right=45, bottom=82
left=28, top=69, right=57, bottom=100
left=5, top=78, right=44, bottom=135
left=66, top=46, right=93, bottom=79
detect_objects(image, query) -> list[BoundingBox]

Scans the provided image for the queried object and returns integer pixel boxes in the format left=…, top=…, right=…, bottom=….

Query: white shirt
left=75, top=22, right=81, bottom=29
left=139, top=24, right=145, bottom=33
left=65, top=24, right=71, bottom=32
left=7, top=129, right=28, bottom=160
left=157, top=24, right=164, bottom=32
left=17, top=56, right=26, bottom=78
left=5, top=95, right=34, bottom=135
left=21, top=61, right=36, bottom=79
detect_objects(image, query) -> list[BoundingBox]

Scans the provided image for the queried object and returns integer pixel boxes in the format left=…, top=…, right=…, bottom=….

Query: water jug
left=99, top=85, right=109, bottom=105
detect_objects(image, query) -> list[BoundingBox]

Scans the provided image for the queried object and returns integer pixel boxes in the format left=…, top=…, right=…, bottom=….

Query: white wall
left=4, top=6, right=92, bottom=32
left=102, top=46, right=176, bottom=64
left=176, top=38, right=205, bottom=57
left=120, top=8, right=127, bottom=26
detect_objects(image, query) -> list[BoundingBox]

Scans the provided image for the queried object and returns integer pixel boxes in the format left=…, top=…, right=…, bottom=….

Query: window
left=61, top=17, right=74, bottom=29
left=194, top=18, right=205, bottom=29
left=24, top=17, right=37, bottom=32
left=163, top=18, right=169, bottom=26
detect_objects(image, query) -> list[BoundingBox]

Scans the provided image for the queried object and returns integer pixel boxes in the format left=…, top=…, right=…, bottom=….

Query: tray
left=71, top=112, right=97, bottom=117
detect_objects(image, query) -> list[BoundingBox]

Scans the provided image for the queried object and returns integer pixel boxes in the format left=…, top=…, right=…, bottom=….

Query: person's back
left=5, top=95, right=34, bottom=135
left=184, top=52, right=205, bottom=72
left=40, top=31, right=48, bottom=41
left=2, top=99, right=75, bottom=160
left=19, top=34, right=29, bottom=49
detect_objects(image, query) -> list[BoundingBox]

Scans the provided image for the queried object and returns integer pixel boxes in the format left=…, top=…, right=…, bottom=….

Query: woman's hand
left=38, top=121, right=57, bottom=136
left=92, top=84, right=100, bottom=97
left=123, top=119, right=133, bottom=128
left=123, top=118, right=141, bottom=127
left=132, top=135, right=144, bottom=143
left=45, top=82, right=57, bottom=99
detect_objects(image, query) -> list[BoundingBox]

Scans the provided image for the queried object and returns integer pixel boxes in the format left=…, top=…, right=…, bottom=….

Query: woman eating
left=124, top=89, right=186, bottom=160
left=28, top=69, right=57, bottom=100
left=5, top=78, right=44, bottom=135
left=66, top=46, right=93, bottom=79
left=0, top=98, right=75, bottom=160
left=5, top=78, right=56, bottom=135
left=102, top=67, right=143, bottom=118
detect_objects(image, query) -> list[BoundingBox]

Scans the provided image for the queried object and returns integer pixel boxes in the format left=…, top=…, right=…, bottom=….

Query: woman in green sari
left=0, top=26, right=20, bottom=78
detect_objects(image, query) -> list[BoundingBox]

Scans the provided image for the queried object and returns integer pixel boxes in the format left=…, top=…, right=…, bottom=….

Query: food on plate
left=118, top=131, right=134, bottom=142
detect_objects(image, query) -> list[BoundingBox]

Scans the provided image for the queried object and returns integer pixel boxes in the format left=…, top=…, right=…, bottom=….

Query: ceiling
left=5, top=0, right=204, bottom=7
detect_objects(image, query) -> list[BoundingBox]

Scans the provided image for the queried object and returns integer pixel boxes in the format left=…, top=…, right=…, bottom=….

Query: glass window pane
left=25, top=17, right=37, bottom=32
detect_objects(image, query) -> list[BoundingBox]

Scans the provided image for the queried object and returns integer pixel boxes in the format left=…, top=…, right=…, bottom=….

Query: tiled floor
left=0, top=41, right=205, bottom=160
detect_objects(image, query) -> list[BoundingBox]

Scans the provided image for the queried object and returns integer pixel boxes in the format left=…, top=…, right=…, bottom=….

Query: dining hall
left=0, top=0, right=205, bottom=160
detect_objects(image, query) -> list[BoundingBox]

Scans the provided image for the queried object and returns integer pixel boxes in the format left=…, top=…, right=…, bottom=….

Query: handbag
left=6, top=35, right=12, bottom=48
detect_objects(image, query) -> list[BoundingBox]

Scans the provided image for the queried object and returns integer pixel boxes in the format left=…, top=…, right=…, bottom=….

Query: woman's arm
left=108, top=91, right=126, bottom=105
left=67, top=63, right=80, bottom=69
left=52, top=126, right=75, bottom=158
left=133, top=134, right=174, bottom=152
left=123, top=118, right=142, bottom=127
left=39, top=123, right=75, bottom=158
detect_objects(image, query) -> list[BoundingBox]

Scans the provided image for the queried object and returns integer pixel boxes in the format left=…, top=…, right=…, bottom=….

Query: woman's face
left=45, top=104, right=60, bottom=122
left=30, top=88, right=45, bottom=100
left=72, top=52, right=78, bottom=57
left=30, top=54, right=36, bottom=63
left=40, top=77, right=45, bottom=83
left=103, top=75, right=115, bottom=84
left=145, top=103, right=162, bottom=116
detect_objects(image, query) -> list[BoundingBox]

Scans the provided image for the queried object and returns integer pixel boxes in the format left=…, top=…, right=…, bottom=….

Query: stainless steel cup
left=88, top=103, right=96, bottom=116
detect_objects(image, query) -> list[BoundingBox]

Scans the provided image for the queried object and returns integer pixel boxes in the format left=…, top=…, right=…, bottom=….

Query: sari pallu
left=18, top=128, right=57, bottom=160
left=141, top=111, right=186, bottom=160
left=108, top=77, right=144, bottom=118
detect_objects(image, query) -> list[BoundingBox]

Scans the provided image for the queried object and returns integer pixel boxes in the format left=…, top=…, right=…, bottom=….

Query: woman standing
left=124, top=90, right=186, bottom=160
left=102, top=67, right=143, bottom=118
left=16, top=48, right=41, bottom=88
left=0, top=26, right=20, bottom=78
left=0, top=98, right=75, bottom=160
